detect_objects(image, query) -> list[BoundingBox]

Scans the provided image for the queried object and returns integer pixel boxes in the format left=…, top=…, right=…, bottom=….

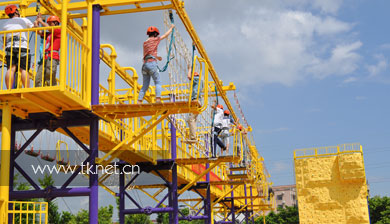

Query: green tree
left=70, top=209, right=89, bottom=224
left=38, top=174, right=61, bottom=224
left=369, top=195, right=390, bottom=224
left=156, top=211, right=169, bottom=224
left=60, top=211, right=73, bottom=223
left=116, top=196, right=152, bottom=224
left=69, top=205, right=114, bottom=224
left=125, top=213, right=152, bottom=224
left=255, top=205, right=299, bottom=224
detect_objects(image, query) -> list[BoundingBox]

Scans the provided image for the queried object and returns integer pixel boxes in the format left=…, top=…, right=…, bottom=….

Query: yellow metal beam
left=0, top=103, right=11, bottom=224
left=171, top=0, right=239, bottom=122
left=176, top=155, right=239, bottom=165
left=236, top=204, right=248, bottom=214
left=178, top=161, right=221, bottom=195
left=97, top=110, right=169, bottom=165
left=69, top=4, right=173, bottom=19
left=211, top=185, right=240, bottom=208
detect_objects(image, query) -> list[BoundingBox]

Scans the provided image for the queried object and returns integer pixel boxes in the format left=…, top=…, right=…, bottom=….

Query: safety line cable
left=158, top=11, right=175, bottom=72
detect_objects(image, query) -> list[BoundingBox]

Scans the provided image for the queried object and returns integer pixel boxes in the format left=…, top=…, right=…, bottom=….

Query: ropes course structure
left=0, top=1, right=274, bottom=224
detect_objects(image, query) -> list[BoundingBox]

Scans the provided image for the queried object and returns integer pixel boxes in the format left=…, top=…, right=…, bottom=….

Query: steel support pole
left=230, top=171, right=235, bottom=224
left=170, top=116, right=179, bottom=224
left=0, top=104, right=11, bottom=224
left=250, top=186, right=255, bottom=224
left=8, top=130, right=15, bottom=223
left=119, top=168, right=125, bottom=224
left=206, top=133, right=211, bottom=224
left=90, top=4, right=101, bottom=224
left=244, top=184, right=249, bottom=224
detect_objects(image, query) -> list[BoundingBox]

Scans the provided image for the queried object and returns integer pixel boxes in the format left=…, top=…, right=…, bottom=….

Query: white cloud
left=366, top=54, right=388, bottom=77
left=269, top=0, right=344, bottom=14
left=380, top=43, right=390, bottom=50
left=308, top=41, right=362, bottom=79
left=343, top=77, right=358, bottom=83
left=193, top=4, right=359, bottom=87
left=309, top=0, right=344, bottom=14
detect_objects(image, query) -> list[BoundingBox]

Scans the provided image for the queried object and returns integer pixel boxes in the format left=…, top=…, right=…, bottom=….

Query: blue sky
left=0, top=0, right=389, bottom=218
left=103, top=0, right=390, bottom=200
left=225, top=0, right=390, bottom=196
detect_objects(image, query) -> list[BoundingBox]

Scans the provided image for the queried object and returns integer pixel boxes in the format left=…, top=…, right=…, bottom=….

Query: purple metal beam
left=205, top=132, right=211, bottom=224
left=91, top=4, right=101, bottom=106
left=61, top=127, right=91, bottom=154
left=250, top=186, right=255, bottom=224
left=61, top=155, right=92, bottom=189
left=123, top=207, right=173, bottom=214
left=121, top=173, right=140, bottom=194
left=124, top=192, right=142, bottom=209
left=10, top=187, right=91, bottom=199
left=230, top=171, right=236, bottom=223
left=179, top=215, right=208, bottom=220
left=14, top=162, right=40, bottom=190
left=155, top=192, right=169, bottom=208
left=244, top=184, right=249, bottom=224
left=12, top=118, right=92, bottom=132
left=193, top=188, right=205, bottom=200
left=90, top=4, right=101, bottom=223
left=154, top=169, right=171, bottom=186
left=170, top=111, right=179, bottom=224
left=194, top=205, right=205, bottom=216
left=14, top=128, right=43, bottom=158
left=119, top=168, right=125, bottom=224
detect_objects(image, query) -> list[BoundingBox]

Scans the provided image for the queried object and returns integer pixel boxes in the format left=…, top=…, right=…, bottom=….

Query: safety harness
left=143, top=10, right=175, bottom=72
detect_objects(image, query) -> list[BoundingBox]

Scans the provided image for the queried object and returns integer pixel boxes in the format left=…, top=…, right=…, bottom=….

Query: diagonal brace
left=212, top=185, right=240, bottom=207
left=97, top=110, right=169, bottom=165
left=178, top=161, right=221, bottom=195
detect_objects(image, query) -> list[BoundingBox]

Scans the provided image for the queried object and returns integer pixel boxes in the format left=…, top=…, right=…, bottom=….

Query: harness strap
left=143, top=54, right=156, bottom=62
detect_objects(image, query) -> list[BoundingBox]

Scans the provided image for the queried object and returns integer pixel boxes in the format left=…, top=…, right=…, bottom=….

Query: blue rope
left=158, top=12, right=175, bottom=72
left=191, top=44, right=195, bottom=74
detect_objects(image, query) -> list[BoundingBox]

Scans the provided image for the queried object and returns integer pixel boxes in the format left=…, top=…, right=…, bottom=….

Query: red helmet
left=224, top=110, right=230, bottom=115
left=47, top=15, right=60, bottom=24
left=147, top=26, right=159, bottom=35
left=238, top=125, right=243, bottom=131
left=217, top=104, right=223, bottom=109
left=5, top=5, right=18, bottom=16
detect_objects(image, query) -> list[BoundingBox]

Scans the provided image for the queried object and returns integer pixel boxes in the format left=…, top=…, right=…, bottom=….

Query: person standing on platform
left=137, top=24, right=175, bottom=104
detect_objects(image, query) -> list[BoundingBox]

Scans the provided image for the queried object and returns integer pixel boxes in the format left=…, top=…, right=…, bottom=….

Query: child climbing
left=34, top=13, right=61, bottom=87
left=137, top=24, right=175, bottom=104
left=211, top=101, right=226, bottom=158
left=186, top=64, right=200, bottom=143
left=2, top=4, right=37, bottom=89
left=219, top=110, right=236, bottom=156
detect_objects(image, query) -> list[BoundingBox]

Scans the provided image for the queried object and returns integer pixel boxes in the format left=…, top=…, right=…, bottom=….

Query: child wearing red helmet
left=186, top=63, right=202, bottom=143
left=219, top=110, right=236, bottom=156
left=34, top=13, right=61, bottom=87
left=2, top=4, right=36, bottom=89
left=210, top=101, right=227, bottom=158
left=137, top=24, right=175, bottom=104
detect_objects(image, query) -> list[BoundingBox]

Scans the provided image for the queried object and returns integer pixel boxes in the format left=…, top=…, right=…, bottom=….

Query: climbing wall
left=294, top=146, right=369, bottom=224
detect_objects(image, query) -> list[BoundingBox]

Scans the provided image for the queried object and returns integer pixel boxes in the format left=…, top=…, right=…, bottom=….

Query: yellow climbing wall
left=294, top=145, right=369, bottom=224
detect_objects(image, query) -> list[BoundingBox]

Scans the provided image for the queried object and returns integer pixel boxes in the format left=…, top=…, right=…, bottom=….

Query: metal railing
left=0, top=26, right=89, bottom=105
left=294, top=143, right=362, bottom=159
left=5, top=201, right=48, bottom=224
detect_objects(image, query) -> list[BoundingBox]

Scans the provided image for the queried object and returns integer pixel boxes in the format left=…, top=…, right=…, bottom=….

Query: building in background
left=272, top=184, right=297, bottom=211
